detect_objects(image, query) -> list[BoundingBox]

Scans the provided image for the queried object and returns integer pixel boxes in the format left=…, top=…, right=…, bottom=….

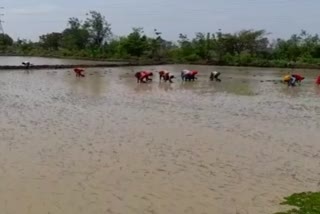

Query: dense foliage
left=275, top=192, right=320, bottom=214
left=1, top=10, right=320, bottom=68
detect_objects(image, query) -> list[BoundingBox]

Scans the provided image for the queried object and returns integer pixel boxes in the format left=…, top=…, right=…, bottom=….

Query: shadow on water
left=122, top=78, right=258, bottom=97
left=176, top=78, right=257, bottom=96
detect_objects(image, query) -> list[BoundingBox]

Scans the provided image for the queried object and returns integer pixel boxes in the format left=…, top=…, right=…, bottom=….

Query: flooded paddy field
left=0, top=65, right=320, bottom=214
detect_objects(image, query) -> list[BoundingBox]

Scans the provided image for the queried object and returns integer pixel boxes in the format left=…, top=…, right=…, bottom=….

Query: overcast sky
left=2, top=0, right=320, bottom=41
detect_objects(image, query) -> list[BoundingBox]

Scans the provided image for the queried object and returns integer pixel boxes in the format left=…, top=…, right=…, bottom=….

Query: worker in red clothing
left=74, top=68, right=85, bottom=77
left=316, top=75, right=320, bottom=85
left=284, top=74, right=304, bottom=86
left=190, top=70, right=198, bottom=77
left=135, top=71, right=153, bottom=83
left=292, top=74, right=305, bottom=85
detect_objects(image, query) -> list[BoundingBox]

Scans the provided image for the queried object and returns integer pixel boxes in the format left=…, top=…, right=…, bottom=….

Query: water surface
left=0, top=56, right=119, bottom=66
left=0, top=65, right=320, bottom=214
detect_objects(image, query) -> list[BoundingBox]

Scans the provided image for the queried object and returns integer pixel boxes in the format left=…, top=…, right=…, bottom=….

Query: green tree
left=120, top=28, right=148, bottom=58
left=84, top=11, right=112, bottom=48
left=39, top=32, right=62, bottom=50
left=61, top=18, right=90, bottom=50
left=14, top=39, right=36, bottom=54
left=148, top=29, right=162, bottom=59
left=0, top=34, right=14, bottom=51
left=192, top=32, right=214, bottom=61
left=178, top=33, right=195, bottom=60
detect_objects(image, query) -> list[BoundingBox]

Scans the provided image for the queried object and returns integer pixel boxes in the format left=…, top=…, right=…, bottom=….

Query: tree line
left=1, top=10, right=320, bottom=68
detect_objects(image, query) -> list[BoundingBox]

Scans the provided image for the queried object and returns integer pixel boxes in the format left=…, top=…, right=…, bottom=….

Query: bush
left=184, top=53, right=201, bottom=62
left=275, top=192, right=320, bottom=214
left=251, top=59, right=271, bottom=67
left=235, top=52, right=253, bottom=66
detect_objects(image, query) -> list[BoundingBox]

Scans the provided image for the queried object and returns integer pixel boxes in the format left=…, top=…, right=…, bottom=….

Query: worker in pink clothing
left=181, top=69, right=198, bottom=81
left=135, top=71, right=153, bottom=83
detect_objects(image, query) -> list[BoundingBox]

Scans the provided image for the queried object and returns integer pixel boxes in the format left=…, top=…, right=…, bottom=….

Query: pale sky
left=2, top=0, right=320, bottom=41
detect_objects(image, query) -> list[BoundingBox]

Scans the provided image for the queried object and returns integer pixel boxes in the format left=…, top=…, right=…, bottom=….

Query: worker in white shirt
left=210, top=71, right=221, bottom=82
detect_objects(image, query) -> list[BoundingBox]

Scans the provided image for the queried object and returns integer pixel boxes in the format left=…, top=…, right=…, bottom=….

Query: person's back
left=22, top=61, right=31, bottom=69
left=283, top=74, right=291, bottom=82
left=182, top=69, right=190, bottom=73
left=74, top=68, right=85, bottom=77
left=164, top=72, right=175, bottom=83
left=136, top=71, right=153, bottom=83
left=159, top=70, right=169, bottom=81
left=210, top=71, right=221, bottom=82
left=181, top=69, right=191, bottom=80
left=191, top=70, right=198, bottom=76
left=181, top=69, right=190, bottom=75
left=292, top=74, right=304, bottom=81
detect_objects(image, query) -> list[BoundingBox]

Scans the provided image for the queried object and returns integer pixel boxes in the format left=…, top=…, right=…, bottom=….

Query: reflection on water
left=158, top=82, right=174, bottom=92
left=211, top=80, right=257, bottom=96
left=65, top=70, right=108, bottom=96
left=0, top=66, right=320, bottom=214
left=279, top=86, right=303, bottom=98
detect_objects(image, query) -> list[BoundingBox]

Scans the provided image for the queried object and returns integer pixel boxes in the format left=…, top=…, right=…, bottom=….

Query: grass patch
left=275, top=192, right=320, bottom=214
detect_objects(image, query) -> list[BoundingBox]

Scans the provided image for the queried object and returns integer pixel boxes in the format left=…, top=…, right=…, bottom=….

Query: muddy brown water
left=0, top=65, right=320, bottom=214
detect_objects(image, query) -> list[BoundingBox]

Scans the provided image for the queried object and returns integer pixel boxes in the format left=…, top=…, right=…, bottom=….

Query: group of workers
left=282, top=73, right=320, bottom=86
left=283, top=74, right=305, bottom=86
left=134, top=69, right=320, bottom=86
left=22, top=61, right=320, bottom=86
left=134, top=69, right=222, bottom=83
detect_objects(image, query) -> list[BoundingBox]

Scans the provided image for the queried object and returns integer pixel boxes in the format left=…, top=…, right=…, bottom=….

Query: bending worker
left=74, top=68, right=85, bottom=77
left=159, top=70, right=175, bottom=83
left=283, top=74, right=304, bottom=87
left=135, top=71, right=153, bottom=83
left=22, top=61, right=31, bottom=69
left=181, top=69, right=198, bottom=81
left=292, top=74, right=305, bottom=84
left=210, top=71, right=221, bottom=82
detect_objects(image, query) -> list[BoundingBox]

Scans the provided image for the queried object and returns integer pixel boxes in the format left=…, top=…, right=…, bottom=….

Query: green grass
left=275, top=192, right=320, bottom=214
